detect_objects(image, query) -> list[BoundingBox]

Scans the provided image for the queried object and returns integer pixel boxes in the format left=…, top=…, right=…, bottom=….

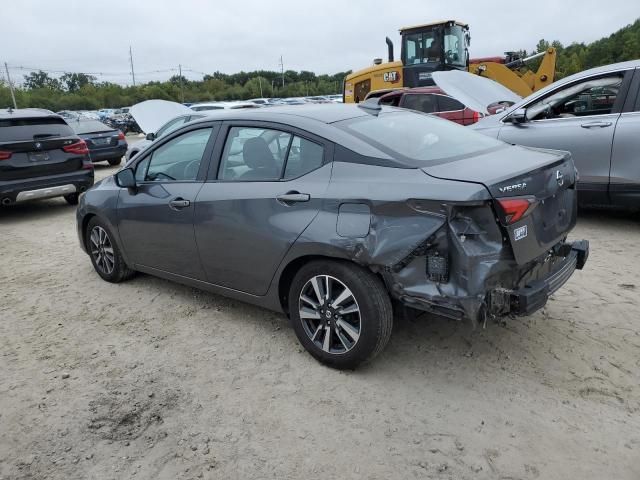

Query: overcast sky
left=2, top=0, right=639, bottom=85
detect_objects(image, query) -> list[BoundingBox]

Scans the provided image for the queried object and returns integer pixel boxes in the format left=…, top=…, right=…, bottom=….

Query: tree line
left=0, top=69, right=349, bottom=111
left=1, top=18, right=639, bottom=111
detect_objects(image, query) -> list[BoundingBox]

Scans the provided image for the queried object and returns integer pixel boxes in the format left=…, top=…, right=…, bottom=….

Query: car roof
left=190, top=103, right=369, bottom=125
left=0, top=108, right=59, bottom=120
left=186, top=103, right=395, bottom=159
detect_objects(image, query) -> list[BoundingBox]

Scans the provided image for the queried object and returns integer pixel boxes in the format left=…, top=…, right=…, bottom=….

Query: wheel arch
left=276, top=253, right=387, bottom=314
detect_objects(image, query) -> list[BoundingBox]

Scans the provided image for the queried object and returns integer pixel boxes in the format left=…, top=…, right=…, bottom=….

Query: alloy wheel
left=89, top=226, right=115, bottom=275
left=298, top=275, right=361, bottom=354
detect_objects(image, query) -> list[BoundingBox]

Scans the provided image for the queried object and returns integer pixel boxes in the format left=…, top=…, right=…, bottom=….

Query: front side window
left=402, top=94, right=438, bottom=113
left=218, top=127, right=324, bottom=181
left=526, top=73, right=624, bottom=121
left=144, top=128, right=212, bottom=182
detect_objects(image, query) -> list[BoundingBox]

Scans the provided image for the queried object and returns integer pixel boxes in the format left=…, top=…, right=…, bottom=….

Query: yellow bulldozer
left=343, top=20, right=556, bottom=102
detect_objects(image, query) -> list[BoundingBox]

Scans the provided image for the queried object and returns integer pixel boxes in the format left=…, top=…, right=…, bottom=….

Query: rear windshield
left=336, top=110, right=505, bottom=165
left=69, top=120, right=112, bottom=134
left=0, top=116, right=75, bottom=142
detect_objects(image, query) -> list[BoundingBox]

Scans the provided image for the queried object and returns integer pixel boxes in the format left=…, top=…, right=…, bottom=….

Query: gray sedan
left=473, top=59, right=640, bottom=208
left=76, top=104, right=588, bottom=369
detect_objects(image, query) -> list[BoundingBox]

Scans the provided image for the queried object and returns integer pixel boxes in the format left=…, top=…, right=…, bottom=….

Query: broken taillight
left=496, top=197, right=535, bottom=224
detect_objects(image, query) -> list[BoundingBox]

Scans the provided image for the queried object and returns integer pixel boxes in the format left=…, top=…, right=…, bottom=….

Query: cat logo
left=383, top=71, right=400, bottom=83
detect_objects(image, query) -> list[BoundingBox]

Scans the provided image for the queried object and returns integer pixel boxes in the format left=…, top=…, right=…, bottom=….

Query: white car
left=190, top=101, right=260, bottom=112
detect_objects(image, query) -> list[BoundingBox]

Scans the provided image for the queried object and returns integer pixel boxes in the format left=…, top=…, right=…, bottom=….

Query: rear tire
left=108, top=157, right=122, bottom=166
left=288, top=260, right=393, bottom=369
left=85, top=217, right=135, bottom=283
left=64, top=193, right=79, bottom=205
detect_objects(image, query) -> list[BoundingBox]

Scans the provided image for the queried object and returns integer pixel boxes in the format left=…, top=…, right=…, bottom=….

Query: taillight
left=0, top=150, right=12, bottom=160
left=472, top=110, right=480, bottom=124
left=118, top=131, right=125, bottom=140
left=63, top=140, right=89, bottom=155
left=497, top=197, right=535, bottom=224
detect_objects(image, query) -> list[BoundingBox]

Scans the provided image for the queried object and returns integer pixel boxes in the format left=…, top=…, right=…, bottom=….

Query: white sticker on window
left=514, top=225, right=528, bottom=241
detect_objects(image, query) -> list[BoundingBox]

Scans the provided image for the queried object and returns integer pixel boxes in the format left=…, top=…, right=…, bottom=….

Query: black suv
left=0, top=109, right=94, bottom=206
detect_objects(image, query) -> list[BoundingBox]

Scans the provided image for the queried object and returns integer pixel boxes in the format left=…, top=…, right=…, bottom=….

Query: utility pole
left=178, top=64, right=184, bottom=103
left=4, top=63, right=17, bottom=109
left=129, top=46, right=136, bottom=86
left=279, top=56, right=284, bottom=88
left=258, top=76, right=263, bottom=97
left=271, top=80, right=275, bottom=97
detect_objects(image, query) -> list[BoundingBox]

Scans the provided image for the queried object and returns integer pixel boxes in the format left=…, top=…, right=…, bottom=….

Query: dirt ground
left=1, top=152, right=639, bottom=480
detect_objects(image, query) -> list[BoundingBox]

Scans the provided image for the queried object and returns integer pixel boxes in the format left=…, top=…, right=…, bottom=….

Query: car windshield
left=337, top=110, right=505, bottom=165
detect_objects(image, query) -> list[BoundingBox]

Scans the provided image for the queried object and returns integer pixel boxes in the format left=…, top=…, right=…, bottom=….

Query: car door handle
left=168, top=198, right=191, bottom=209
left=276, top=192, right=310, bottom=204
left=580, top=121, right=612, bottom=128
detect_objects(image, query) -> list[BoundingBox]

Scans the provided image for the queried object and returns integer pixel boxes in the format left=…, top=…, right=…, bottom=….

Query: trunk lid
left=422, top=145, right=578, bottom=264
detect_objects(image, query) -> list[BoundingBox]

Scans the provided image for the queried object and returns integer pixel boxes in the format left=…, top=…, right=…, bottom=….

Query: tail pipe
left=386, top=37, right=394, bottom=62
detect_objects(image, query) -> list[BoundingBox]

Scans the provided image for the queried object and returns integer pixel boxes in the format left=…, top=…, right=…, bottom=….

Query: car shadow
left=121, top=271, right=522, bottom=372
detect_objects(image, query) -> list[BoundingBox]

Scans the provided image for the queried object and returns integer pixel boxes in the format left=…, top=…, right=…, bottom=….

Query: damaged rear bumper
left=492, top=240, right=589, bottom=316
left=394, top=240, right=589, bottom=324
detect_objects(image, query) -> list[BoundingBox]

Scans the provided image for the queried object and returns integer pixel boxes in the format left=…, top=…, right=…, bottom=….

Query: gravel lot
left=1, top=148, right=639, bottom=479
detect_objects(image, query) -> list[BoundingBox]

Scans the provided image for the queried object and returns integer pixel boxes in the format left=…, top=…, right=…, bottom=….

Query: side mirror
left=146, top=132, right=156, bottom=141
left=510, top=108, right=527, bottom=124
left=115, top=168, right=136, bottom=190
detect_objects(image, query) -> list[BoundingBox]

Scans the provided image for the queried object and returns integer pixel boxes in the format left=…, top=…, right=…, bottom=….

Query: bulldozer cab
left=400, top=20, right=470, bottom=87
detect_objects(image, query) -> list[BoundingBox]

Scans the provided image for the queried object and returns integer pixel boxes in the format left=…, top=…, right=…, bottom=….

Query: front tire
left=85, top=217, right=135, bottom=283
left=288, top=260, right=393, bottom=369
left=108, top=157, right=122, bottom=166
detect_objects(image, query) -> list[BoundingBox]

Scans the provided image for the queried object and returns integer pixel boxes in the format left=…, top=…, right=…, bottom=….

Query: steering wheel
left=183, top=160, right=201, bottom=180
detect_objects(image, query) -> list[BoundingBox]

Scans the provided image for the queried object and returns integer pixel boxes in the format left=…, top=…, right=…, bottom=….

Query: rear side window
left=283, top=136, right=324, bottom=179
left=402, top=94, right=438, bottom=113
left=338, top=111, right=504, bottom=165
left=437, top=95, right=465, bottom=112
left=0, top=116, right=74, bottom=142
left=219, top=127, right=291, bottom=181
left=379, top=95, right=401, bottom=107
left=218, top=127, right=324, bottom=181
